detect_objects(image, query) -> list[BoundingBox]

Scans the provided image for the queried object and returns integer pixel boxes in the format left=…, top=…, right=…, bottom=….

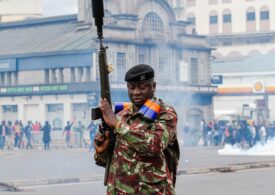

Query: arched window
left=246, top=7, right=256, bottom=32
left=209, top=10, right=219, bottom=34
left=260, top=5, right=270, bottom=31
left=142, top=12, right=164, bottom=33
left=222, top=9, right=232, bottom=33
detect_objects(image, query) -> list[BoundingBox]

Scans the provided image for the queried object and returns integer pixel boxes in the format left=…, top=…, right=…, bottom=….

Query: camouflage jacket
left=95, top=97, right=179, bottom=195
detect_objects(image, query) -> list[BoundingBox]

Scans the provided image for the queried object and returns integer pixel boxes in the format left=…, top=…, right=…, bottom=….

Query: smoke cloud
left=218, top=139, right=275, bottom=156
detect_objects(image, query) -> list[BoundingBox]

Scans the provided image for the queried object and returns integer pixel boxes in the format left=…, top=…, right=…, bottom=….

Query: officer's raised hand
left=99, top=98, right=118, bottom=128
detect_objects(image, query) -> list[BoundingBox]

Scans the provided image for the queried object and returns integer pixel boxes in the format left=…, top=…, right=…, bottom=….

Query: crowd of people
left=182, top=119, right=275, bottom=147
left=0, top=120, right=97, bottom=151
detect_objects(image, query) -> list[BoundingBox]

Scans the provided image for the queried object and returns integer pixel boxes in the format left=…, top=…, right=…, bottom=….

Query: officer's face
left=127, top=80, right=156, bottom=109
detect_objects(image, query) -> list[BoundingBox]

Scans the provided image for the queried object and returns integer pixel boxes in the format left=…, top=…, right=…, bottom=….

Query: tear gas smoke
left=218, top=139, right=275, bottom=156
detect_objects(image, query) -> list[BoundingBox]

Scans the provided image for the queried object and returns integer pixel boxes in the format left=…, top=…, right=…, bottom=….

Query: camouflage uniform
left=95, top=97, right=179, bottom=195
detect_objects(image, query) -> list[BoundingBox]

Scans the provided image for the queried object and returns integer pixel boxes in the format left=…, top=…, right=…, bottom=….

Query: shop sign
left=0, top=84, right=69, bottom=94
left=0, top=59, right=17, bottom=72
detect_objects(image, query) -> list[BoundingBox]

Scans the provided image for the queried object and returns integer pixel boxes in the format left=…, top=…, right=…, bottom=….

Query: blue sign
left=0, top=59, right=17, bottom=72
left=211, top=75, right=223, bottom=85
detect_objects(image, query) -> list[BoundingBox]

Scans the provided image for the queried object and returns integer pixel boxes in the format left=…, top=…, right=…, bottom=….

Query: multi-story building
left=183, top=0, right=275, bottom=122
left=0, top=0, right=42, bottom=22
left=0, top=0, right=215, bottom=130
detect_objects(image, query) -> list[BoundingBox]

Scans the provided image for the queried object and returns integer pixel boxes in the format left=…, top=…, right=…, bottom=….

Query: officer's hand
left=94, top=131, right=110, bottom=154
left=99, top=98, right=118, bottom=128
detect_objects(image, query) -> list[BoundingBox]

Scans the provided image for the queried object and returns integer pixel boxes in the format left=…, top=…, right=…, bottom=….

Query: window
left=223, top=14, right=231, bottom=23
left=190, top=58, right=198, bottom=84
left=117, top=52, right=126, bottom=81
left=187, top=17, right=196, bottom=25
left=210, top=15, right=218, bottom=24
left=142, top=12, right=163, bottom=33
left=48, top=104, right=63, bottom=112
left=158, top=45, right=171, bottom=83
left=260, top=11, right=269, bottom=20
left=222, top=0, right=231, bottom=3
left=139, top=54, right=145, bottom=64
left=138, top=47, right=145, bottom=64
left=209, top=0, right=218, bottom=5
left=247, top=12, right=255, bottom=21
left=3, top=105, right=17, bottom=113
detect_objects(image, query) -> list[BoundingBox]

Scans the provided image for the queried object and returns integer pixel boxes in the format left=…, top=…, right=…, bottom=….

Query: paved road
left=1, top=146, right=275, bottom=182
left=2, top=168, right=275, bottom=195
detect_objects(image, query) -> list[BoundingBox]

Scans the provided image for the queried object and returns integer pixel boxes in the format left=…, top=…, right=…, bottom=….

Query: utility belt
left=115, top=99, right=162, bottom=122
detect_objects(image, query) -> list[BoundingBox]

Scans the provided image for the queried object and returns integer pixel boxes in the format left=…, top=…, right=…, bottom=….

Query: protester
left=41, top=121, right=51, bottom=150
left=13, top=120, right=21, bottom=149
left=5, top=121, right=13, bottom=150
left=0, top=120, right=7, bottom=150
left=32, top=121, right=41, bottom=144
left=24, top=121, right=33, bottom=149
left=62, top=120, right=74, bottom=148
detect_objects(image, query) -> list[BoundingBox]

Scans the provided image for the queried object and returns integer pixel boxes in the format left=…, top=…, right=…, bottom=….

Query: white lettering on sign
left=0, top=88, right=7, bottom=93
left=0, top=63, right=10, bottom=69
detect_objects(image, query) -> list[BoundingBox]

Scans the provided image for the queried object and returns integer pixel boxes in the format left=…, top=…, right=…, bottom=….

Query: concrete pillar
left=4, top=72, right=9, bottom=85
left=39, top=103, right=46, bottom=124
left=56, top=68, right=63, bottom=83
left=0, top=73, right=2, bottom=86
left=11, top=72, right=17, bottom=85
left=75, top=67, right=84, bottom=82
left=75, top=67, right=79, bottom=82
left=17, top=103, right=24, bottom=122
left=63, top=68, right=70, bottom=83
left=63, top=102, right=72, bottom=124
left=84, top=67, right=91, bottom=82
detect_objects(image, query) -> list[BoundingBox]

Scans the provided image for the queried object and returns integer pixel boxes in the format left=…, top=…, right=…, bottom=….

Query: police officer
left=94, top=64, right=179, bottom=194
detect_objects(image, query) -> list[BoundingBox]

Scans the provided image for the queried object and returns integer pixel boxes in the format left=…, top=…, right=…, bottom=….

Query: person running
left=62, top=120, right=74, bottom=148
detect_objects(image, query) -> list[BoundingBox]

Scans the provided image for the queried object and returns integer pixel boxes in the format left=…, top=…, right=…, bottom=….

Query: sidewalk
left=2, top=146, right=275, bottom=187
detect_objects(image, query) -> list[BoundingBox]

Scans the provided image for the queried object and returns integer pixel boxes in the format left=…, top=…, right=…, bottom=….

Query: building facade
left=0, top=0, right=42, bottom=22
left=181, top=0, right=275, bottom=122
left=0, top=0, right=215, bottom=130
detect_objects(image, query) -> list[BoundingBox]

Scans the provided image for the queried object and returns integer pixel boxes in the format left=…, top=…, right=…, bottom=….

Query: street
left=1, top=146, right=275, bottom=194
left=2, top=167, right=275, bottom=195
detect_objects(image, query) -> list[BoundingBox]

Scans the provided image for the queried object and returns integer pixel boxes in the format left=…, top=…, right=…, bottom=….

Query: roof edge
left=0, top=14, right=77, bottom=29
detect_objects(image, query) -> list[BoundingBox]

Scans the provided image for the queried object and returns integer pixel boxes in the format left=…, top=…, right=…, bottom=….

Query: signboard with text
left=0, top=59, right=17, bottom=72
left=0, top=82, right=99, bottom=96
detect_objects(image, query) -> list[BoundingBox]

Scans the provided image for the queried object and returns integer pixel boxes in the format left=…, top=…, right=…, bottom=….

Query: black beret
left=125, top=64, right=154, bottom=82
